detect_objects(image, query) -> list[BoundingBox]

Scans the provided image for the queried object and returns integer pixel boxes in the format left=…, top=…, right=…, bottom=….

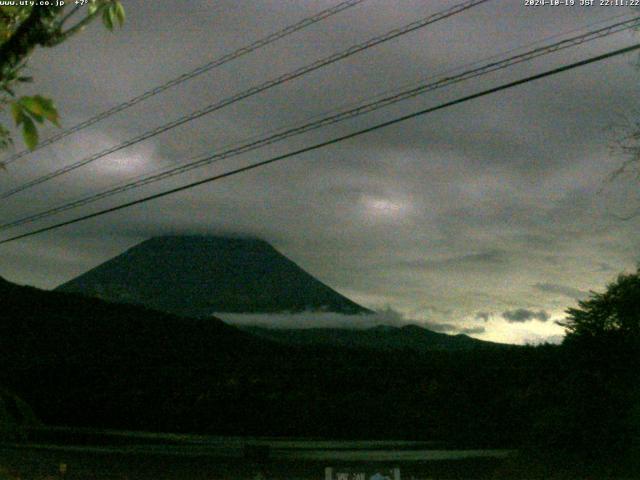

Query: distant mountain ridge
left=56, top=235, right=371, bottom=317
left=241, top=324, right=510, bottom=352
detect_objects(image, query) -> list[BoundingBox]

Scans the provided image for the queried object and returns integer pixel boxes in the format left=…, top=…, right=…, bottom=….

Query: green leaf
left=108, top=3, right=119, bottom=28
left=114, top=2, right=125, bottom=25
left=15, top=96, right=60, bottom=127
left=88, top=1, right=99, bottom=15
left=11, top=102, right=23, bottom=125
left=19, top=96, right=44, bottom=116
left=21, top=115, right=38, bottom=150
left=30, top=111, right=44, bottom=123
left=102, top=3, right=118, bottom=31
left=102, top=5, right=114, bottom=30
left=33, top=95, right=60, bottom=126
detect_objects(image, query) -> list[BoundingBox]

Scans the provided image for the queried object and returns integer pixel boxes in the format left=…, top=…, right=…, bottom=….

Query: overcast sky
left=1, top=0, right=639, bottom=344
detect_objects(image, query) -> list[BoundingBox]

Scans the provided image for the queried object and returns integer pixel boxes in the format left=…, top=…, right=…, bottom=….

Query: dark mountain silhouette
left=0, top=275, right=285, bottom=430
left=242, top=324, right=510, bottom=352
left=56, top=235, right=370, bottom=317
left=0, top=275, right=560, bottom=445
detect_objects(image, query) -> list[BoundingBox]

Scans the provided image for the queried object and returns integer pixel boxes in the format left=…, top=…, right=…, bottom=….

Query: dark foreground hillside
left=6, top=271, right=640, bottom=478
left=0, top=275, right=557, bottom=445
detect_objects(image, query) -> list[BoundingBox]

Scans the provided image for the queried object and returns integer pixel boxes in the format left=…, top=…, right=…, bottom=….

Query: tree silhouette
left=554, top=269, right=640, bottom=464
left=560, top=268, right=640, bottom=340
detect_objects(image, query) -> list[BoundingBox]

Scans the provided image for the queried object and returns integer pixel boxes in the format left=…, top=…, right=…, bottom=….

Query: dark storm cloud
left=399, top=249, right=508, bottom=271
left=1, top=0, right=640, bottom=343
left=502, top=309, right=550, bottom=323
left=475, top=311, right=492, bottom=322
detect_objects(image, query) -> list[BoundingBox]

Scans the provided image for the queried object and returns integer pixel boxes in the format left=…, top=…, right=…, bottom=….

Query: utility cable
left=0, top=0, right=490, bottom=199
left=0, top=0, right=368, bottom=166
left=1, top=17, right=636, bottom=231
left=1, top=41, right=638, bottom=245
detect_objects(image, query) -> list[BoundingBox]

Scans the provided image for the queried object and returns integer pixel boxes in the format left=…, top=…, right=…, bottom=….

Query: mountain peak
left=141, top=234, right=268, bottom=245
left=56, top=235, right=370, bottom=317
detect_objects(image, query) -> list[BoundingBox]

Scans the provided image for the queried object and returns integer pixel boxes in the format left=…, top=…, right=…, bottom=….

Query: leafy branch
left=0, top=1, right=125, bottom=153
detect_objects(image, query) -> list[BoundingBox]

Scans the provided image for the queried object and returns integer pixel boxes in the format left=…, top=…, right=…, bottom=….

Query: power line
left=0, top=0, right=490, bottom=199
left=2, top=17, right=637, bottom=232
left=1, top=42, right=638, bottom=246
left=0, top=0, right=367, bottom=167
left=3, top=17, right=636, bottom=229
